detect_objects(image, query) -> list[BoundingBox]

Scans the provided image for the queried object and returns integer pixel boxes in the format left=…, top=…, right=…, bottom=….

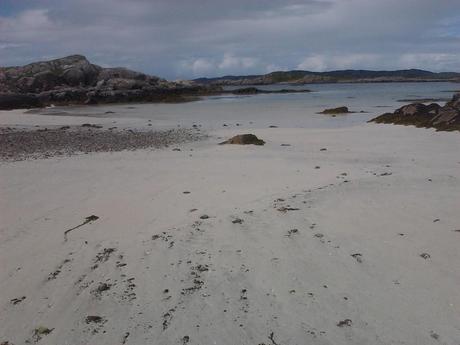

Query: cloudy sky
left=1, top=0, right=460, bottom=79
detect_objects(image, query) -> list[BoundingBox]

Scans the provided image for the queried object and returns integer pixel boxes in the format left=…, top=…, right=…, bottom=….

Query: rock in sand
left=219, top=134, right=265, bottom=146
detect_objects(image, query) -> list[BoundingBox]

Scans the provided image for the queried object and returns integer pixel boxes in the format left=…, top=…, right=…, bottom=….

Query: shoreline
left=2, top=80, right=459, bottom=111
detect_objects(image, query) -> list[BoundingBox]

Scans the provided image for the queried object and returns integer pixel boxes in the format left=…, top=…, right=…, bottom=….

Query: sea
left=37, top=82, right=459, bottom=130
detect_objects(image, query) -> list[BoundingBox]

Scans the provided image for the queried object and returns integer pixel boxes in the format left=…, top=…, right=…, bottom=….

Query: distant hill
left=193, top=69, right=460, bottom=85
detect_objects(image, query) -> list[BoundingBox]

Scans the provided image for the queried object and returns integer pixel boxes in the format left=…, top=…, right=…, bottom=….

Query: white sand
left=1, top=110, right=460, bottom=345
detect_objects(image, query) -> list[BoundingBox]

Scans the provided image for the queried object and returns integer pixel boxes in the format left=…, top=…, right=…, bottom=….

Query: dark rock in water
left=230, top=87, right=311, bottom=95
left=397, top=97, right=450, bottom=103
left=0, top=93, right=42, bottom=110
left=232, top=87, right=260, bottom=95
left=219, top=134, right=265, bottom=145
left=369, top=93, right=460, bottom=131
left=275, top=88, right=311, bottom=93
left=320, top=106, right=351, bottom=114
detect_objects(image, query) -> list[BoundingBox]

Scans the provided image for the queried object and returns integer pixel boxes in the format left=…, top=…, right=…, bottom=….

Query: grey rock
left=370, top=93, right=460, bottom=131
left=219, top=134, right=265, bottom=145
left=0, top=55, right=223, bottom=109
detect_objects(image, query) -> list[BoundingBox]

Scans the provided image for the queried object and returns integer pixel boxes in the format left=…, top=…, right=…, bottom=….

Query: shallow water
left=40, top=82, right=459, bottom=130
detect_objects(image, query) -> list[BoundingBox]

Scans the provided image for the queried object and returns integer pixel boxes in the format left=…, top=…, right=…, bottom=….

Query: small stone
left=33, top=326, right=53, bottom=341
left=95, top=283, right=111, bottom=293
left=85, top=315, right=104, bottom=324
left=351, top=253, right=363, bottom=263
left=10, top=296, right=26, bottom=305
left=420, top=253, right=431, bottom=259
left=336, top=319, right=352, bottom=327
left=430, top=331, right=440, bottom=340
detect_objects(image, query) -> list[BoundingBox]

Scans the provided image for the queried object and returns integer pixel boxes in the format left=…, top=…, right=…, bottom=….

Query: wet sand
left=1, top=110, right=460, bottom=345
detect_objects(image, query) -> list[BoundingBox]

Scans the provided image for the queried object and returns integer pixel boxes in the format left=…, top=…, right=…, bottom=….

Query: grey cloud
left=1, top=0, right=460, bottom=78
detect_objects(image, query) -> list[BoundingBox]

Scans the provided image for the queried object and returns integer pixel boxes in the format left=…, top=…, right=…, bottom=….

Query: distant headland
left=193, top=69, right=460, bottom=86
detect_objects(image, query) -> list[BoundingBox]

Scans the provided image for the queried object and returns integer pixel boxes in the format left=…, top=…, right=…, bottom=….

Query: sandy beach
left=0, top=108, right=459, bottom=345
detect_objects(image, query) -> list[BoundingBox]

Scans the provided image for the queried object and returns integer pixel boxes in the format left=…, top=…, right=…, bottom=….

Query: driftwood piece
left=64, top=215, right=99, bottom=241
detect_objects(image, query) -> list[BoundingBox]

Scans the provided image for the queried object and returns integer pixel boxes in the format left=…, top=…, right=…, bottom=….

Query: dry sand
left=1, top=110, right=460, bottom=345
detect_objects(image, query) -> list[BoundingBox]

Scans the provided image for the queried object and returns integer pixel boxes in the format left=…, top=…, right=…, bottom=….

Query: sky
left=1, top=0, right=460, bottom=79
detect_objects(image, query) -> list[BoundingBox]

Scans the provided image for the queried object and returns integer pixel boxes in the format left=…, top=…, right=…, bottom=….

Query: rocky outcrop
left=0, top=55, right=101, bottom=93
left=369, top=93, right=460, bottom=131
left=219, top=134, right=265, bottom=145
left=0, top=55, right=221, bottom=110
